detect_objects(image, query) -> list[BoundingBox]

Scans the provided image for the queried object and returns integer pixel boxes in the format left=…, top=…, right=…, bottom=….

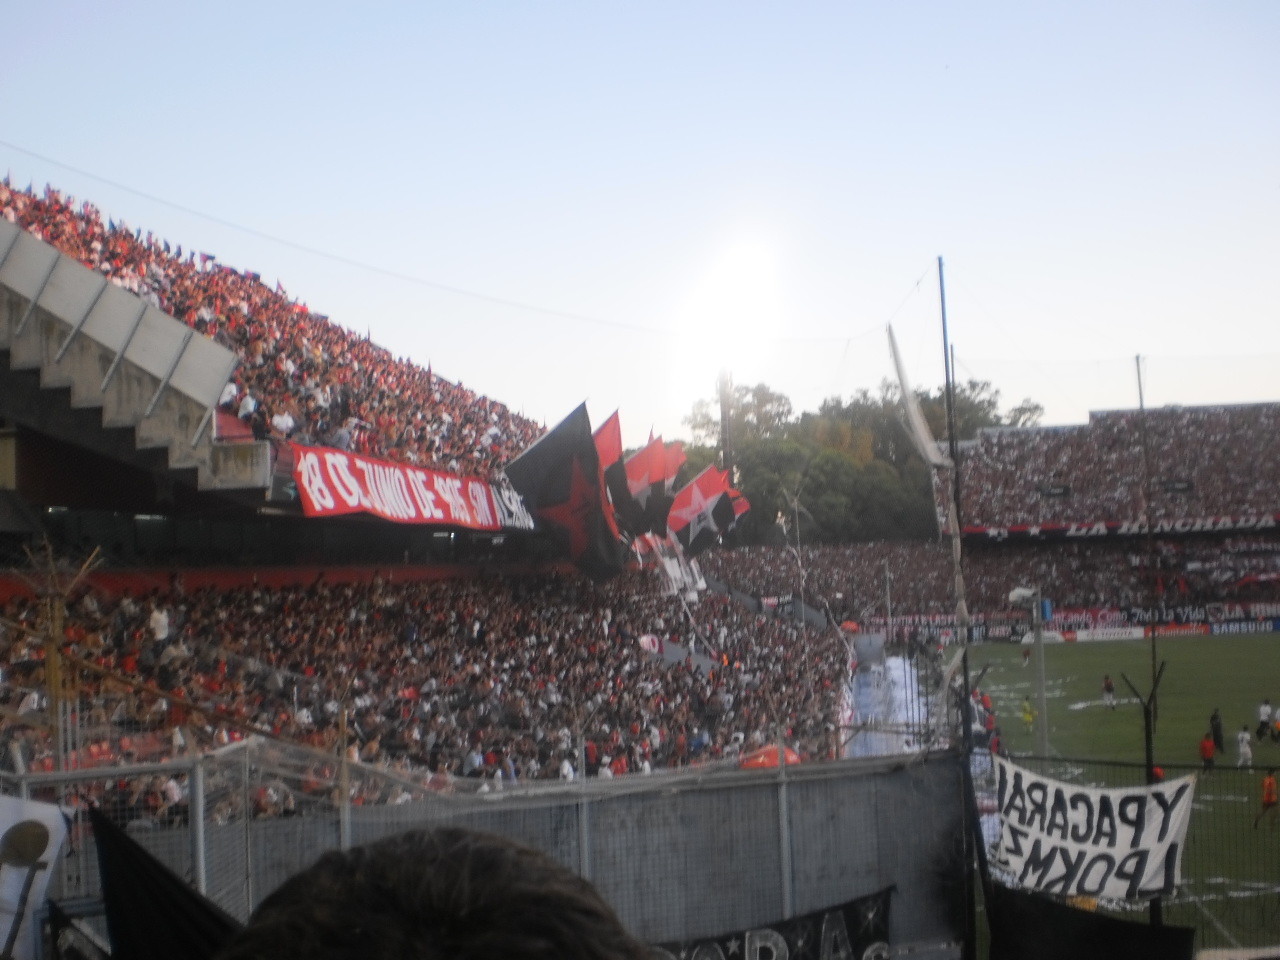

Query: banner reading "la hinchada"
left=991, top=757, right=1195, bottom=901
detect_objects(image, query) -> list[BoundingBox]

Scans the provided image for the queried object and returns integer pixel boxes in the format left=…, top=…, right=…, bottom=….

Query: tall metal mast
left=939, top=257, right=962, bottom=528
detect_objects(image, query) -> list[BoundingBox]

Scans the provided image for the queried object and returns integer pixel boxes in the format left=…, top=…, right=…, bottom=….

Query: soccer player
left=1198, top=732, right=1215, bottom=772
left=1210, top=708, right=1224, bottom=753
left=1237, top=725, right=1253, bottom=768
left=1253, top=769, right=1277, bottom=829
left=1101, top=675, right=1116, bottom=710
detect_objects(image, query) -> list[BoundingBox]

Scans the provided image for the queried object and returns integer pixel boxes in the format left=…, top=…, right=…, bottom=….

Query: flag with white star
left=667, top=465, right=749, bottom=557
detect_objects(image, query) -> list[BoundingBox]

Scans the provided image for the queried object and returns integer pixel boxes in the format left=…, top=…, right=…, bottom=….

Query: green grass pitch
left=968, top=631, right=1280, bottom=948
left=969, top=632, right=1280, bottom=768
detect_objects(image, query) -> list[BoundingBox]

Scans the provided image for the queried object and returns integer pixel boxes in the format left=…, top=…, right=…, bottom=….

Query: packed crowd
left=1, top=182, right=542, bottom=477
left=700, top=535, right=1280, bottom=623
left=7, top=528, right=1277, bottom=819
left=0, top=567, right=847, bottom=813
left=957, top=405, right=1280, bottom=528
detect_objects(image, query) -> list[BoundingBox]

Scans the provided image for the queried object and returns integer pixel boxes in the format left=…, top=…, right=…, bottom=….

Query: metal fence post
left=191, top=758, right=207, bottom=895
left=337, top=778, right=353, bottom=855
left=242, top=745, right=253, bottom=917
left=339, top=711, right=352, bottom=851
left=578, top=789, right=592, bottom=881
left=778, top=744, right=794, bottom=919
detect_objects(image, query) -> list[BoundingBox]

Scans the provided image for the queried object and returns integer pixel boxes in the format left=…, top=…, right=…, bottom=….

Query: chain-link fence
left=982, top=753, right=1280, bottom=952
left=2, top=746, right=969, bottom=957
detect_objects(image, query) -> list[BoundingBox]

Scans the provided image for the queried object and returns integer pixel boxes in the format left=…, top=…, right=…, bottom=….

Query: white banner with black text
left=991, top=757, right=1194, bottom=901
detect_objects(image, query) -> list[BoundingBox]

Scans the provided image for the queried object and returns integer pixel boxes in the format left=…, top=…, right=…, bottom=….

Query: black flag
left=89, top=807, right=243, bottom=960
left=505, top=403, right=626, bottom=582
left=986, top=883, right=1194, bottom=960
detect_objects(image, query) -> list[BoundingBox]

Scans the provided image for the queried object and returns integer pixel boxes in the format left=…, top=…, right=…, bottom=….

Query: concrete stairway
left=0, top=217, right=270, bottom=491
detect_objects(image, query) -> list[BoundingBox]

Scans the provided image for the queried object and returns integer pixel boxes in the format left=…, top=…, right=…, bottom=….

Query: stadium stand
left=701, top=536, right=1280, bottom=628
left=4, top=178, right=1280, bottom=793
left=957, top=404, right=1280, bottom=528
left=1, top=181, right=542, bottom=478
left=0, top=566, right=846, bottom=809
left=695, top=403, right=1280, bottom=634
left=3, top=181, right=1276, bottom=956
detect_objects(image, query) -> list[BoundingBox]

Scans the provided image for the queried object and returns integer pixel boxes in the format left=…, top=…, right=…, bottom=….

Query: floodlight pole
left=718, top=369, right=734, bottom=479
left=1121, top=664, right=1167, bottom=927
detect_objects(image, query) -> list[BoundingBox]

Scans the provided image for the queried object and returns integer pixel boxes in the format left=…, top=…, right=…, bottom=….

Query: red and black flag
left=625, top=437, right=687, bottom=535
left=592, top=411, right=645, bottom=537
left=667, top=465, right=749, bottom=557
left=505, top=403, right=627, bottom=582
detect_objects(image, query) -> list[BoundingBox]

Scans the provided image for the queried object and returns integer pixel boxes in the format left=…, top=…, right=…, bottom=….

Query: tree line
left=677, top=380, right=1043, bottom=545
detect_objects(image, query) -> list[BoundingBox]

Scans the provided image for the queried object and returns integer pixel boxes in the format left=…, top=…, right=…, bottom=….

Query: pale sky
left=3, top=2, right=1277, bottom=449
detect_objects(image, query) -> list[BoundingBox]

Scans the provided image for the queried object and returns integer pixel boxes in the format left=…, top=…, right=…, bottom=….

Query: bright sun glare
left=673, top=231, right=785, bottom=381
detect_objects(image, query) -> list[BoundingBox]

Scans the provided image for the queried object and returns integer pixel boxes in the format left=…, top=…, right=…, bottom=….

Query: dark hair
left=215, top=827, right=650, bottom=960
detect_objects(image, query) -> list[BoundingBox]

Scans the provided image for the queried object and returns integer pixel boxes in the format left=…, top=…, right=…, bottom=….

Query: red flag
left=625, top=437, right=683, bottom=534
left=625, top=436, right=665, bottom=497
left=593, top=411, right=623, bottom=467
left=593, top=412, right=644, bottom=535
left=661, top=441, right=686, bottom=489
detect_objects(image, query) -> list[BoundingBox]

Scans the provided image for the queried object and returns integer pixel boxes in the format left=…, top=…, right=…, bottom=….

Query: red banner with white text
left=290, top=444, right=532, bottom=530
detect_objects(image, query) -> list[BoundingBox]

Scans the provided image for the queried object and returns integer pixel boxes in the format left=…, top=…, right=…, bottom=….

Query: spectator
left=213, top=827, right=651, bottom=960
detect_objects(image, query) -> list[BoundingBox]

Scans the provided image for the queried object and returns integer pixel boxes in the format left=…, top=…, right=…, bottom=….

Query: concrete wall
left=29, top=753, right=965, bottom=958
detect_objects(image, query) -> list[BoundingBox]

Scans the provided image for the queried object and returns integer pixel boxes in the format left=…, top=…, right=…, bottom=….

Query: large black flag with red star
left=505, top=403, right=627, bottom=582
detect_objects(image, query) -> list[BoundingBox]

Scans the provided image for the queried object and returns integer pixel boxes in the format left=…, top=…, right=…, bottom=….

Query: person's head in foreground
left=215, top=827, right=652, bottom=960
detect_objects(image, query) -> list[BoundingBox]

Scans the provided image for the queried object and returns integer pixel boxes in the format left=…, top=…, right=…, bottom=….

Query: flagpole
left=939, top=258, right=962, bottom=533
left=1135, top=355, right=1159, bottom=727
left=938, top=261, right=976, bottom=960
left=676, top=591, right=719, bottom=661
